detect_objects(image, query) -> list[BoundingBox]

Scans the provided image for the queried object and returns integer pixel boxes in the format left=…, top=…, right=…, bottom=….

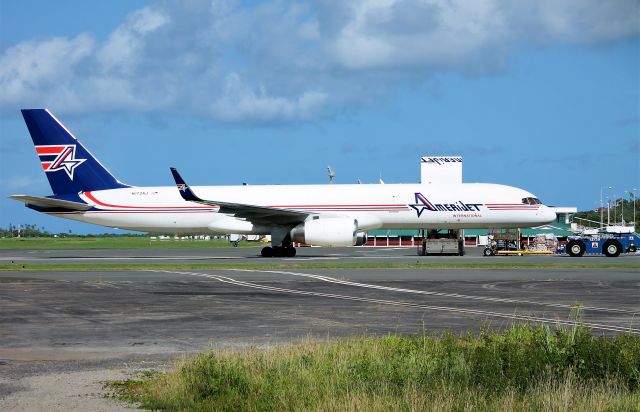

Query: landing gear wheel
left=458, top=239, right=465, bottom=256
left=483, top=247, right=495, bottom=256
left=566, top=240, right=585, bottom=257
left=261, top=247, right=273, bottom=257
left=603, top=240, right=622, bottom=257
left=285, top=246, right=296, bottom=257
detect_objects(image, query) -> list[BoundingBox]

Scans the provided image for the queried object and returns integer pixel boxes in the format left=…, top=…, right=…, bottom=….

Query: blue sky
left=0, top=0, right=638, bottom=234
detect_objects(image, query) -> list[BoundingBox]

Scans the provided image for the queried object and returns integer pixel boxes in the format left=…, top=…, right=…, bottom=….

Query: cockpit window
left=522, top=197, right=542, bottom=205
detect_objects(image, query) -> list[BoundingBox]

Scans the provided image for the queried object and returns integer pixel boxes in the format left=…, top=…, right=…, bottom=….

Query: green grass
left=109, top=324, right=640, bottom=411
left=0, top=236, right=257, bottom=249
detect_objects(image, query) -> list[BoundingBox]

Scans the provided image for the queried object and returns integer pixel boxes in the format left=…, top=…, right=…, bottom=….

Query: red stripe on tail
left=36, top=145, right=66, bottom=155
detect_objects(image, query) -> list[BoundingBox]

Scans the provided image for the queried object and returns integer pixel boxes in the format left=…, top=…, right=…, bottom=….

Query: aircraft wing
left=10, top=195, right=92, bottom=211
left=170, top=168, right=309, bottom=225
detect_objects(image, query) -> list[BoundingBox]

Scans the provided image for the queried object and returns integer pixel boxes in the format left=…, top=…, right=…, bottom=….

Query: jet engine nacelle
left=291, top=217, right=358, bottom=247
left=354, top=231, right=368, bottom=246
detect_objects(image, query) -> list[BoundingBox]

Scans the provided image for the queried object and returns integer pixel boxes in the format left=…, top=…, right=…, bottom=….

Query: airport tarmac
left=1, top=245, right=639, bottom=265
left=1, top=247, right=638, bottom=410
left=1, top=256, right=638, bottom=358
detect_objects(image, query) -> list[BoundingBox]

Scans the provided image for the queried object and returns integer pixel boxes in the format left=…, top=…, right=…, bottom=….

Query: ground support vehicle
left=495, top=249, right=553, bottom=256
left=417, top=229, right=464, bottom=256
left=565, top=232, right=639, bottom=257
left=482, top=229, right=520, bottom=256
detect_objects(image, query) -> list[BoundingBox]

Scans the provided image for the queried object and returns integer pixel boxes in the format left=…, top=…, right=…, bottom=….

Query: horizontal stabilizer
left=10, top=195, right=92, bottom=211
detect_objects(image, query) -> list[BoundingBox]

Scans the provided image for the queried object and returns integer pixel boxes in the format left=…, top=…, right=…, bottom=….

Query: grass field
left=109, top=324, right=640, bottom=411
left=0, top=236, right=256, bottom=249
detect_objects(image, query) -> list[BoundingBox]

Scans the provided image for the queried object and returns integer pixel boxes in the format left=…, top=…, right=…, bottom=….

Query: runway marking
left=147, top=270, right=640, bottom=335
left=228, top=269, right=638, bottom=315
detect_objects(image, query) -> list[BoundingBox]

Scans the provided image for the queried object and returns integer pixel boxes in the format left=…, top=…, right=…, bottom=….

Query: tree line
left=573, top=197, right=639, bottom=228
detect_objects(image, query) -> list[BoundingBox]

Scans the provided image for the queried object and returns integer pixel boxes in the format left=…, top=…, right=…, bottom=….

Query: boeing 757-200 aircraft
left=11, top=109, right=556, bottom=257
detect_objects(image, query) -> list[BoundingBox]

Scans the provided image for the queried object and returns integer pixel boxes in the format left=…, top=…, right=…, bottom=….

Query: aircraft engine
left=354, top=231, right=368, bottom=246
left=291, top=217, right=358, bottom=247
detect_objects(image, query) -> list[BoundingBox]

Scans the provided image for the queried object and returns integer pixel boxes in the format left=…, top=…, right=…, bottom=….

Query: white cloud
left=0, top=35, right=94, bottom=105
left=0, top=0, right=637, bottom=123
left=98, top=7, right=169, bottom=74
left=329, top=0, right=637, bottom=70
left=212, top=73, right=327, bottom=122
left=524, top=0, right=639, bottom=44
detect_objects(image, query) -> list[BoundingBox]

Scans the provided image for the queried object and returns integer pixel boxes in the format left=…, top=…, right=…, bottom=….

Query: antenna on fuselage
left=327, top=166, right=335, bottom=184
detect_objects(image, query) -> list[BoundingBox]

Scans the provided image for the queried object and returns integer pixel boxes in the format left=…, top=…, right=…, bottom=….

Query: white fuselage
left=46, top=182, right=556, bottom=233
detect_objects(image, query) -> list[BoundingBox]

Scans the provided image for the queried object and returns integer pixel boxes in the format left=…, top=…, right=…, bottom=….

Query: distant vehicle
left=11, top=109, right=556, bottom=257
left=227, top=234, right=262, bottom=246
left=228, top=234, right=242, bottom=247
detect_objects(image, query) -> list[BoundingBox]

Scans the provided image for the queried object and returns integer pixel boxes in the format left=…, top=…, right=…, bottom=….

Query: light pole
left=622, top=190, right=635, bottom=226
left=600, top=187, right=604, bottom=228
left=607, top=187, right=614, bottom=226
left=612, top=192, right=617, bottom=226
left=632, top=189, right=637, bottom=230
left=600, top=186, right=604, bottom=227
left=622, top=191, right=626, bottom=226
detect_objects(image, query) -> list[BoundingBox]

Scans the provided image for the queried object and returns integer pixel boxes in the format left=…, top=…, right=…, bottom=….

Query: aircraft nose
left=539, top=206, right=556, bottom=224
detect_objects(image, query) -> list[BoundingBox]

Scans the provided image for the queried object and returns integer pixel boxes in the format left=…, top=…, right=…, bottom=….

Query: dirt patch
left=0, top=356, right=174, bottom=412
left=0, top=367, right=141, bottom=412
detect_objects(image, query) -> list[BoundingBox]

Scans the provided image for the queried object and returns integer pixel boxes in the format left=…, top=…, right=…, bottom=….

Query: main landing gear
left=261, top=228, right=297, bottom=258
left=261, top=245, right=296, bottom=257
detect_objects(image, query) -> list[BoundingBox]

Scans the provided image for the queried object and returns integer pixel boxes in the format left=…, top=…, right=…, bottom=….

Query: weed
left=108, top=324, right=640, bottom=411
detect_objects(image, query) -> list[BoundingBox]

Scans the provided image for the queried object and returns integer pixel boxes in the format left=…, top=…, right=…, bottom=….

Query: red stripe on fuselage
left=268, top=203, right=406, bottom=207
left=84, top=191, right=214, bottom=210
left=84, top=191, right=409, bottom=212
left=46, top=210, right=217, bottom=215
left=486, top=208, right=540, bottom=210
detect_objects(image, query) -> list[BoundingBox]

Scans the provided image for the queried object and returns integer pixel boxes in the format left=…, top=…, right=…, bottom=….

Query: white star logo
left=409, top=202, right=430, bottom=218
left=408, top=193, right=438, bottom=217
left=46, top=145, right=86, bottom=180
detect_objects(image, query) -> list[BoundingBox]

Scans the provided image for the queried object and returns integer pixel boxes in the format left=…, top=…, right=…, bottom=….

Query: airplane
left=10, top=109, right=557, bottom=257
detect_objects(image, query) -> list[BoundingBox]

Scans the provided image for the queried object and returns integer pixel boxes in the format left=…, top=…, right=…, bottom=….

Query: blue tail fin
left=21, top=109, right=129, bottom=195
